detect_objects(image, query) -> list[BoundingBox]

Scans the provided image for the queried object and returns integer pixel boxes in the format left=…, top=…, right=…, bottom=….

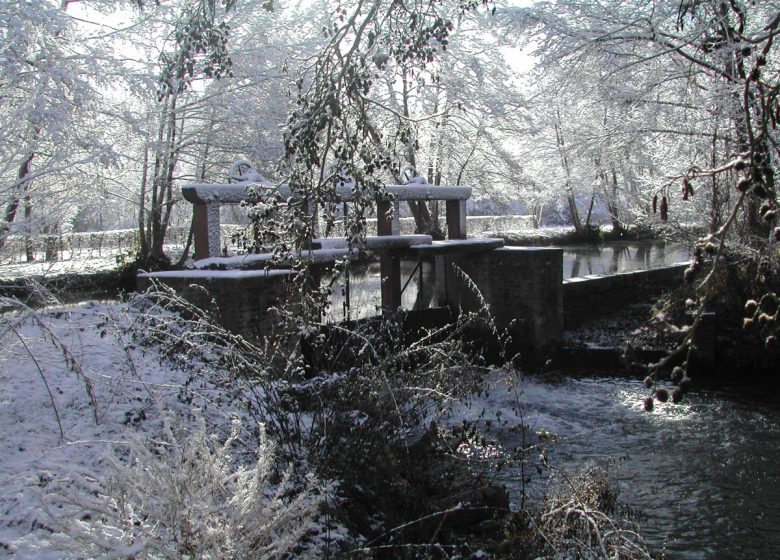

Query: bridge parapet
left=181, top=182, right=472, bottom=259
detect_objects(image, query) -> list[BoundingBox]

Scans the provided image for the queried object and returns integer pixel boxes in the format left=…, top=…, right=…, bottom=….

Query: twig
left=7, top=323, right=65, bottom=442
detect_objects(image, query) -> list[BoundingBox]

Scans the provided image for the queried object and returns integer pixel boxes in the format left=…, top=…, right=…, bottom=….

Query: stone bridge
left=140, top=180, right=689, bottom=365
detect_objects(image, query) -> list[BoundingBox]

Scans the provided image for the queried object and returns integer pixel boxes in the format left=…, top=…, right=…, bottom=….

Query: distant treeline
left=1, top=216, right=534, bottom=264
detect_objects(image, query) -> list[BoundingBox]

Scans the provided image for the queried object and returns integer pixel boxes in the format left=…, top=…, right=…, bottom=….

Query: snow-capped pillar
left=193, top=202, right=222, bottom=260
left=376, top=200, right=400, bottom=236
left=446, top=199, right=467, bottom=239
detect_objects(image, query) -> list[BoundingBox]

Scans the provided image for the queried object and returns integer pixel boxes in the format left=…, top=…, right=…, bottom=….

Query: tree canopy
left=1, top=0, right=778, bottom=281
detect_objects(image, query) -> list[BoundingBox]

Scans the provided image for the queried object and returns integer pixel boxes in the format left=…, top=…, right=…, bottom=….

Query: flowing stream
left=452, top=373, right=780, bottom=560
left=323, top=238, right=780, bottom=558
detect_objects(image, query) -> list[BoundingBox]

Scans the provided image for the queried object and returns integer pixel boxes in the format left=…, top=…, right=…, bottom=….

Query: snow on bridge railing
left=181, top=181, right=472, bottom=259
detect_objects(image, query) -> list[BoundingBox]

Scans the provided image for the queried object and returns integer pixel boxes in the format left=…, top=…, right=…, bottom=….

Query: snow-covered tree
left=506, top=0, right=779, bottom=237
left=503, top=0, right=780, bottom=387
left=0, top=0, right=121, bottom=258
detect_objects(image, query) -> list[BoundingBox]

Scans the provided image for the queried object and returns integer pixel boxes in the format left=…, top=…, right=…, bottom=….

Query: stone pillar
left=452, top=247, right=563, bottom=364
left=377, top=200, right=400, bottom=236
left=433, top=255, right=449, bottom=307
left=136, top=270, right=294, bottom=341
left=380, top=253, right=402, bottom=313
left=192, top=202, right=222, bottom=260
left=446, top=199, right=467, bottom=239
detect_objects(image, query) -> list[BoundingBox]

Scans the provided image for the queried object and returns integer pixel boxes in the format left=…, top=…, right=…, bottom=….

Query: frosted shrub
left=127, top=284, right=495, bottom=546
left=531, top=464, right=652, bottom=560
left=45, top=414, right=329, bottom=559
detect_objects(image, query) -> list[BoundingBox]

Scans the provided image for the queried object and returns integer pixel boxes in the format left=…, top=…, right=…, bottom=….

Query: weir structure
left=139, top=178, right=565, bottom=364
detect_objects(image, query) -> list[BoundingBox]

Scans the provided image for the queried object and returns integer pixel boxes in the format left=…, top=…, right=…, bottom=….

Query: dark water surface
left=325, top=240, right=691, bottom=321
left=561, top=240, right=690, bottom=279
left=453, top=374, right=780, bottom=560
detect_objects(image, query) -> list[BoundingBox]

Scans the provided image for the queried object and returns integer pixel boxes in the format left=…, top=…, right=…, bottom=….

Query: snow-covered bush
left=129, top=282, right=496, bottom=546
left=44, top=414, right=330, bottom=559
left=125, top=283, right=310, bottom=458
left=0, top=293, right=345, bottom=557
left=530, top=463, right=652, bottom=560
left=287, top=304, right=498, bottom=543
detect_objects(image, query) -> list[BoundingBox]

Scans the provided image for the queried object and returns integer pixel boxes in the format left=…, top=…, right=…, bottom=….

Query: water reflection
left=562, top=240, right=690, bottom=279
left=324, top=258, right=436, bottom=322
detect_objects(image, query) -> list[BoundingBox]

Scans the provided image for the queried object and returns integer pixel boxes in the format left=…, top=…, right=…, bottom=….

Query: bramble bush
left=45, top=414, right=330, bottom=559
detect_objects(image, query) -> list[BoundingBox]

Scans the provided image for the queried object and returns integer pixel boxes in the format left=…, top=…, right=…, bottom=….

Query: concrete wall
left=137, top=271, right=295, bottom=341
left=447, top=247, right=564, bottom=364
left=136, top=252, right=686, bottom=362
left=563, top=264, right=687, bottom=328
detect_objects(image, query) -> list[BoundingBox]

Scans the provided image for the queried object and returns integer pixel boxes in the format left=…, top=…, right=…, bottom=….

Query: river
left=326, top=239, right=780, bottom=558
left=560, top=240, right=690, bottom=279
left=325, top=240, right=690, bottom=321
left=452, top=373, right=780, bottom=560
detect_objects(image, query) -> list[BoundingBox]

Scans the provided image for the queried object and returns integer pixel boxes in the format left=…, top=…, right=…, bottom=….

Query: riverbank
left=0, top=269, right=133, bottom=308
left=0, top=296, right=656, bottom=558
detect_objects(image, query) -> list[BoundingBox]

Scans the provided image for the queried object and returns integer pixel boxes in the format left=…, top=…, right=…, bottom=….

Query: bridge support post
left=451, top=247, right=563, bottom=365
left=193, top=202, right=222, bottom=260
left=380, top=253, right=402, bottom=314
left=377, top=200, right=401, bottom=236
left=446, top=200, right=467, bottom=239
left=434, top=255, right=448, bottom=307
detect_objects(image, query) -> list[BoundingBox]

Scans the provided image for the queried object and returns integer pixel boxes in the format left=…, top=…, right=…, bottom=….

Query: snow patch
left=139, top=268, right=295, bottom=279
left=0, top=300, right=308, bottom=557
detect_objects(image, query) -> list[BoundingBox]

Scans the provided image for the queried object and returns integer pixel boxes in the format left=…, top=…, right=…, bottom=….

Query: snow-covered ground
left=0, top=243, right=189, bottom=280
left=0, top=255, right=120, bottom=280
left=0, top=300, right=201, bottom=556
left=0, top=297, right=334, bottom=558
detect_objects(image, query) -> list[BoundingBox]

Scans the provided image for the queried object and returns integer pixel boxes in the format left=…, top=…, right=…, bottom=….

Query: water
left=323, top=240, right=691, bottom=321
left=561, top=240, right=690, bottom=279
left=452, top=373, right=780, bottom=560
left=325, top=259, right=435, bottom=322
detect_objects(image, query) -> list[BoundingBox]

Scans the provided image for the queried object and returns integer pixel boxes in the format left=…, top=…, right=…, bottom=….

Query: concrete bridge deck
left=181, top=182, right=473, bottom=259
left=139, top=177, right=686, bottom=366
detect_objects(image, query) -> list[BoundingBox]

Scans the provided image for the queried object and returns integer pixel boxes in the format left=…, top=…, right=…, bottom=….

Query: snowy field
left=0, top=255, right=121, bottom=280
left=0, top=297, right=336, bottom=558
left=0, top=243, right=188, bottom=280
left=0, top=300, right=217, bottom=556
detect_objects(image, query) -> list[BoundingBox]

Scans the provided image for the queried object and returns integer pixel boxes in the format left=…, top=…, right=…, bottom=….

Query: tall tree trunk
left=596, top=158, right=624, bottom=235
left=176, top=116, right=214, bottom=267
left=609, top=168, right=624, bottom=234
left=709, top=130, right=729, bottom=232
left=426, top=89, right=448, bottom=237
left=531, top=201, right=544, bottom=229
left=145, top=97, right=168, bottom=260
left=400, top=68, right=434, bottom=234
left=138, top=142, right=150, bottom=258
left=554, top=115, right=584, bottom=237
left=1, top=151, right=35, bottom=253
left=157, top=92, right=185, bottom=257
left=24, top=195, right=34, bottom=262
left=44, top=223, right=59, bottom=262
left=139, top=90, right=181, bottom=265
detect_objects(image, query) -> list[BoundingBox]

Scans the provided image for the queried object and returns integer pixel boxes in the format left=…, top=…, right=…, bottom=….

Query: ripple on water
left=451, top=373, right=780, bottom=560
